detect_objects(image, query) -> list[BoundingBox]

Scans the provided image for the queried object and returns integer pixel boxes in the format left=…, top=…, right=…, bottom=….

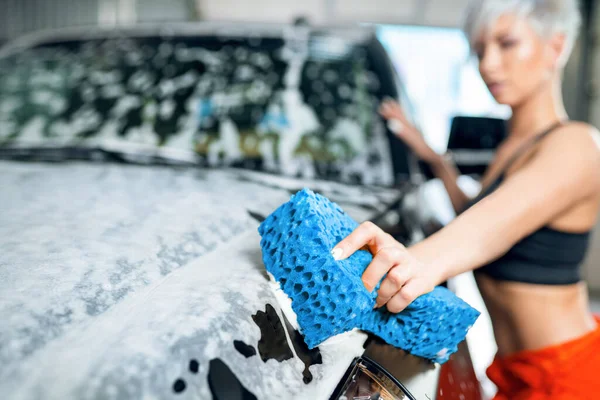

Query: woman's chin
left=490, top=93, right=515, bottom=107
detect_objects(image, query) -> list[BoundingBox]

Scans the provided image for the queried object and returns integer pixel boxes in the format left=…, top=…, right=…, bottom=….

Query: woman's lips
left=487, top=82, right=505, bottom=96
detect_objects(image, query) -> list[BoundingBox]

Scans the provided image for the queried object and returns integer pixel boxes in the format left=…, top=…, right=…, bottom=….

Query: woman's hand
left=379, top=99, right=440, bottom=164
left=331, top=221, right=440, bottom=313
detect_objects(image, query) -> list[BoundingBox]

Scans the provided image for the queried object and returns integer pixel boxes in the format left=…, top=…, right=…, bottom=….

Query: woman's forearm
left=429, top=154, right=471, bottom=213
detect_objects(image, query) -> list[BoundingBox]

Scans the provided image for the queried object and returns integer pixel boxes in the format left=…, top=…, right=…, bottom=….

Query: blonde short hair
left=463, top=0, right=582, bottom=65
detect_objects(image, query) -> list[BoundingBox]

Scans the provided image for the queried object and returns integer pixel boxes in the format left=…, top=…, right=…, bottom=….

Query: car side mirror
left=418, top=116, right=507, bottom=179
left=446, top=115, right=507, bottom=176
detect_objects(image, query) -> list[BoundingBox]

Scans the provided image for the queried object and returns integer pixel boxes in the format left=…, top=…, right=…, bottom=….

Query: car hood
left=0, top=161, right=406, bottom=400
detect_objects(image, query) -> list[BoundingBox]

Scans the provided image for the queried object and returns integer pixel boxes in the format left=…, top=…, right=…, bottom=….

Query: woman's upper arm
left=475, top=124, right=600, bottom=244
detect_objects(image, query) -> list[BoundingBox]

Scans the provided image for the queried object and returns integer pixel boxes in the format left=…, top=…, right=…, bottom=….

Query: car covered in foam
left=0, top=22, right=481, bottom=400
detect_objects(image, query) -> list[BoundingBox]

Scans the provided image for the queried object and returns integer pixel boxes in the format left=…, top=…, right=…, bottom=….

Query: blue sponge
left=258, top=189, right=480, bottom=364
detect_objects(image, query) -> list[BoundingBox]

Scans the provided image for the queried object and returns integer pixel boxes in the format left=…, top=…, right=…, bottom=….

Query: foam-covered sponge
left=258, top=188, right=480, bottom=364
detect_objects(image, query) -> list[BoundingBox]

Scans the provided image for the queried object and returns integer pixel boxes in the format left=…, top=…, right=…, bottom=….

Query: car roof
left=0, top=21, right=378, bottom=59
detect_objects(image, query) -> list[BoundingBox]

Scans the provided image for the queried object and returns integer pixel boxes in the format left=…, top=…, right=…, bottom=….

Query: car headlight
left=330, top=357, right=416, bottom=400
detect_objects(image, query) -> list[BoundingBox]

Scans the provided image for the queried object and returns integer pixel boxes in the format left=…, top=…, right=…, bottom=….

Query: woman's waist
left=476, top=275, right=596, bottom=355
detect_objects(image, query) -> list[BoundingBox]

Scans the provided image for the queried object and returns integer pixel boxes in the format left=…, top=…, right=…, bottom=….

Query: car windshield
left=0, top=30, right=403, bottom=186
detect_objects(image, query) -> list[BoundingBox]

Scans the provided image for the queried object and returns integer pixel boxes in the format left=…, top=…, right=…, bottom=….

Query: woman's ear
left=547, top=33, right=567, bottom=69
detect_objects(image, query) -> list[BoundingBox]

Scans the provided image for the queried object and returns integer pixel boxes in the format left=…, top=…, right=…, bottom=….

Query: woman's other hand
left=331, top=221, right=440, bottom=313
left=379, top=99, right=440, bottom=164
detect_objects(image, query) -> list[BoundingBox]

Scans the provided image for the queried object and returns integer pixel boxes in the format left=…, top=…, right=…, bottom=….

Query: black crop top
left=463, top=121, right=591, bottom=285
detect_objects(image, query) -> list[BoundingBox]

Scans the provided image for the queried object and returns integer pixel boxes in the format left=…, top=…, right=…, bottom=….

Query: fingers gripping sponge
left=258, top=189, right=480, bottom=364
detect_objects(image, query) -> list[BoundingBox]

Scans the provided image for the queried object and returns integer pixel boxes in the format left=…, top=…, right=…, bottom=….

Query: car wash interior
left=1, top=1, right=600, bottom=399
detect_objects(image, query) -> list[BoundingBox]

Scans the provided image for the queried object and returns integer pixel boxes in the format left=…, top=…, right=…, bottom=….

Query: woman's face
left=474, top=14, right=561, bottom=107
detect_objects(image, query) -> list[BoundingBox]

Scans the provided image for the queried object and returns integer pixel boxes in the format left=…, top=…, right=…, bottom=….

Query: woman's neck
left=508, top=76, right=568, bottom=139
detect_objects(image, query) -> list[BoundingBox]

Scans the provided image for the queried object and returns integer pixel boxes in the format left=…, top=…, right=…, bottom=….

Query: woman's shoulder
left=557, top=121, right=599, bottom=138
left=530, top=121, right=600, bottom=182
left=541, top=121, right=600, bottom=155
left=534, top=121, right=600, bottom=195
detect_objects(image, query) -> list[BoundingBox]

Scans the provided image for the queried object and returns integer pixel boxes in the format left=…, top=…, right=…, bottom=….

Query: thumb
left=387, top=119, right=404, bottom=134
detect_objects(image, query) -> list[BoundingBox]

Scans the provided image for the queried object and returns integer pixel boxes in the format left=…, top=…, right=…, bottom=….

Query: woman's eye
left=500, top=40, right=517, bottom=49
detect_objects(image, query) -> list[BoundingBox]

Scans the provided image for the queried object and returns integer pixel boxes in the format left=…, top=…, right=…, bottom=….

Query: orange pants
left=487, top=316, right=600, bottom=399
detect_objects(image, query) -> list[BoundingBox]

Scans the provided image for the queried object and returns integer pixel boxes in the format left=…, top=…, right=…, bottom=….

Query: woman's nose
left=479, top=47, right=502, bottom=76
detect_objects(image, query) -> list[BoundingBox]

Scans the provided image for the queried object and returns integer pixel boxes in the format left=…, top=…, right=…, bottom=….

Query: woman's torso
left=468, top=122, right=599, bottom=355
